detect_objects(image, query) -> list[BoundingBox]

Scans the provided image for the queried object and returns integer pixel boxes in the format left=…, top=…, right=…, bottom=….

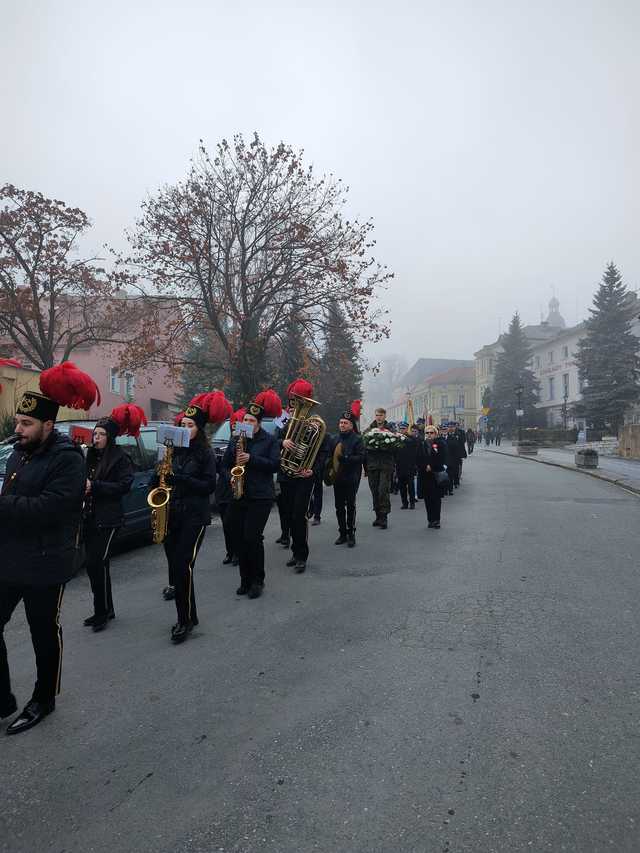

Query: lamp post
left=562, top=387, right=568, bottom=430
left=515, top=383, right=524, bottom=443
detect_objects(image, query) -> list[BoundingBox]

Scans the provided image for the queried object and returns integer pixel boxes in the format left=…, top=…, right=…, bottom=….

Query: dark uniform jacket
left=416, top=439, right=446, bottom=474
left=331, top=430, right=365, bottom=485
left=395, top=435, right=419, bottom=478
left=455, top=428, right=468, bottom=458
left=222, top=427, right=280, bottom=500
left=0, top=431, right=85, bottom=586
left=85, top=446, right=134, bottom=528
left=154, top=444, right=216, bottom=526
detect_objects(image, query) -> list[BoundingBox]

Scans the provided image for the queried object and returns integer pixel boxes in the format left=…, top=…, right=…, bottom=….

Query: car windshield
left=0, top=444, right=13, bottom=477
left=211, top=418, right=277, bottom=443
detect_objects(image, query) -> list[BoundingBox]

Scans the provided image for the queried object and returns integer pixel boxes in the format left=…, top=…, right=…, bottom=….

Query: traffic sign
left=516, top=409, right=524, bottom=417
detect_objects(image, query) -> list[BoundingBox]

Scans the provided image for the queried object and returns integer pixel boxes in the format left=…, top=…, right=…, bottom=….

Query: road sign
left=516, top=409, right=524, bottom=417
left=482, top=407, right=490, bottom=416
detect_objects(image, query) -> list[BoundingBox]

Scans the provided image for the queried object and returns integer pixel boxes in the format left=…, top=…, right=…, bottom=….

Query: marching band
left=0, top=364, right=475, bottom=734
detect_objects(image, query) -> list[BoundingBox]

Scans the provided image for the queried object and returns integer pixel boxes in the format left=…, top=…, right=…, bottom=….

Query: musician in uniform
left=395, top=421, right=418, bottom=509
left=278, top=380, right=330, bottom=574
left=154, top=393, right=218, bottom=644
left=330, top=405, right=365, bottom=548
left=82, top=405, right=140, bottom=632
left=0, top=362, right=96, bottom=734
left=224, top=391, right=281, bottom=599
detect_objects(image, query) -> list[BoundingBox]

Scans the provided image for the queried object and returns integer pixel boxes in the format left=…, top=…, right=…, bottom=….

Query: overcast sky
left=3, top=0, right=639, bottom=363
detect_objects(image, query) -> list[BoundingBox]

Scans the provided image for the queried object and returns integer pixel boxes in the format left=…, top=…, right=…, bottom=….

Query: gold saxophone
left=147, top=443, right=174, bottom=543
left=281, top=395, right=327, bottom=476
left=230, top=432, right=246, bottom=500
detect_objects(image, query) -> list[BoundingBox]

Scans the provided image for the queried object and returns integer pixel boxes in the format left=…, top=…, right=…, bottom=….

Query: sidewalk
left=480, top=440, right=640, bottom=495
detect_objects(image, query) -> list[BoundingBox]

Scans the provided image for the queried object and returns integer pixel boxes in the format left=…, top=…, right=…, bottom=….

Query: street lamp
left=515, top=383, right=524, bottom=443
left=562, top=387, right=568, bottom=430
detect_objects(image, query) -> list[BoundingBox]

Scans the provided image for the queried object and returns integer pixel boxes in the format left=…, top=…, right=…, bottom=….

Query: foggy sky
left=2, top=0, right=639, bottom=364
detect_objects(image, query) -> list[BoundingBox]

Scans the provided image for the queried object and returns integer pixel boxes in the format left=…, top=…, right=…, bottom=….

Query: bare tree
left=0, top=184, right=135, bottom=368
left=120, top=133, right=392, bottom=401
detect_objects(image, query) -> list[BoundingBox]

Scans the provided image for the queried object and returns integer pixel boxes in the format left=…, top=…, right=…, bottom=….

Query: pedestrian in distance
left=82, top=405, right=140, bottom=632
left=0, top=361, right=97, bottom=735
left=417, top=424, right=447, bottom=528
left=224, top=391, right=281, bottom=599
left=466, top=427, right=476, bottom=454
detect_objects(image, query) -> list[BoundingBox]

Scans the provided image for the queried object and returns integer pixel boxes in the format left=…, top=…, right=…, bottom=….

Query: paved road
left=3, top=452, right=640, bottom=853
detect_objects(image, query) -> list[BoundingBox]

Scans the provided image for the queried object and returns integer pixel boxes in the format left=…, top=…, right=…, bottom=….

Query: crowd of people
left=0, top=364, right=476, bottom=736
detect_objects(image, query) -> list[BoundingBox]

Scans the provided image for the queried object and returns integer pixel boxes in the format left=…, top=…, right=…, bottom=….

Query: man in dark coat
left=395, top=422, right=418, bottom=509
left=0, top=390, right=85, bottom=735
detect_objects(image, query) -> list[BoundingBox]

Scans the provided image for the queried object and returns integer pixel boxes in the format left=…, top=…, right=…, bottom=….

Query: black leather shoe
left=170, top=622, right=193, bottom=644
left=83, top=614, right=98, bottom=627
left=409, top=503, right=416, bottom=509
left=0, top=693, right=17, bottom=720
left=6, top=700, right=55, bottom=735
left=247, top=583, right=262, bottom=599
left=347, top=533, right=356, bottom=548
left=335, top=534, right=348, bottom=545
left=232, top=557, right=239, bottom=566
left=294, top=561, right=306, bottom=573
left=222, top=554, right=233, bottom=565
left=286, top=557, right=297, bottom=567
left=372, top=517, right=381, bottom=527
left=378, top=516, right=388, bottom=529
left=236, top=585, right=249, bottom=595
left=275, top=535, right=286, bottom=545
left=162, top=585, right=175, bottom=601
left=311, top=517, right=321, bottom=526
left=428, top=522, right=434, bottom=528
left=400, top=504, right=408, bottom=510
left=433, top=521, right=441, bottom=529
left=92, top=616, right=109, bottom=632
left=280, top=538, right=290, bottom=549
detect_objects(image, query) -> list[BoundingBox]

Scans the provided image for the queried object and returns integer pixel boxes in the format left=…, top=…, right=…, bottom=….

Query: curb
left=484, top=448, right=640, bottom=497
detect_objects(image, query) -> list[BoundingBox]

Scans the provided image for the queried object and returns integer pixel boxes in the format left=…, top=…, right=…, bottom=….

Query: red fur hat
left=231, top=406, right=247, bottom=426
left=254, top=389, right=282, bottom=418
left=174, top=410, right=186, bottom=426
left=185, top=391, right=233, bottom=428
left=350, top=400, right=362, bottom=419
left=39, top=361, right=101, bottom=410
left=108, top=404, right=148, bottom=438
left=286, top=378, right=314, bottom=399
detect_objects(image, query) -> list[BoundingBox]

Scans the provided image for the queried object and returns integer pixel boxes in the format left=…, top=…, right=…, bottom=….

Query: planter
left=575, top=448, right=598, bottom=468
left=516, top=442, right=538, bottom=456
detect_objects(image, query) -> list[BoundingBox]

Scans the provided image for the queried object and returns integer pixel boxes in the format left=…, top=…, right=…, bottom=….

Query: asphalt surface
left=3, top=450, right=640, bottom=853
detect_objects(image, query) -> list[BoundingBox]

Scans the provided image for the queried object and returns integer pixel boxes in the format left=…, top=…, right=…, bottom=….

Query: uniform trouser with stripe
left=227, top=498, right=272, bottom=588
left=334, top=481, right=359, bottom=534
left=85, top=523, right=117, bottom=618
left=0, top=583, right=65, bottom=705
left=163, top=522, right=206, bottom=626
left=280, top=478, right=314, bottom=561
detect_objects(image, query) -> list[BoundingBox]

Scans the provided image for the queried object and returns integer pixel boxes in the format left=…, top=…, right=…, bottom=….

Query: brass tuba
left=147, top=443, right=174, bottom=544
left=281, top=395, right=326, bottom=476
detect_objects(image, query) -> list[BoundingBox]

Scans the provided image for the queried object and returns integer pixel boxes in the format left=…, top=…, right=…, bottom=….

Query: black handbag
left=435, top=470, right=450, bottom=489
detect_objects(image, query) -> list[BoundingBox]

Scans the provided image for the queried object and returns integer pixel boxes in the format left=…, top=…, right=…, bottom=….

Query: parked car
left=0, top=420, right=167, bottom=543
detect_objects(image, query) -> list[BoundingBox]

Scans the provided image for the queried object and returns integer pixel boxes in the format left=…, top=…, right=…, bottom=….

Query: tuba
left=281, top=395, right=326, bottom=476
left=147, top=442, right=174, bottom=544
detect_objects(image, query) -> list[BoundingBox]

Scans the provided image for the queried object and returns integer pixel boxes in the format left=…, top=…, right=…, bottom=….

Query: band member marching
left=217, top=406, right=246, bottom=566
left=0, top=362, right=97, bottom=734
left=224, top=391, right=281, bottom=599
left=329, top=402, right=365, bottom=548
left=82, top=404, right=143, bottom=631
left=152, top=392, right=224, bottom=644
left=278, top=379, right=330, bottom=575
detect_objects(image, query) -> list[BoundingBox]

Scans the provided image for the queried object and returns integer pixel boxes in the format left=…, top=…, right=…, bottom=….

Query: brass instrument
left=147, top=442, right=174, bottom=543
left=230, top=432, right=246, bottom=500
left=281, top=395, right=327, bottom=476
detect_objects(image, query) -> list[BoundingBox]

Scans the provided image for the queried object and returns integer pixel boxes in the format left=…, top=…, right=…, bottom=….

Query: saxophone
left=230, top=433, right=246, bottom=500
left=147, top=443, right=174, bottom=543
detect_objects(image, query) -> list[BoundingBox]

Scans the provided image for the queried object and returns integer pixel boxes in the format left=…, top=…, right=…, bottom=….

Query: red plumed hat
left=39, top=361, right=101, bottom=410
left=231, top=406, right=246, bottom=426
left=109, top=403, right=148, bottom=438
left=174, top=410, right=186, bottom=426
left=350, top=400, right=362, bottom=419
left=287, top=378, right=314, bottom=399
left=254, top=389, right=282, bottom=418
left=0, top=358, right=22, bottom=368
left=185, top=391, right=233, bottom=428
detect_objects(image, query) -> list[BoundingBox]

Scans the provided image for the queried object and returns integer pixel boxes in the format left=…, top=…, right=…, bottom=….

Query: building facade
left=388, top=366, right=477, bottom=428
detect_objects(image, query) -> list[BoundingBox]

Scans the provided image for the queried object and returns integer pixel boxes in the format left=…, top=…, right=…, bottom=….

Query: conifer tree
left=316, top=301, right=363, bottom=430
left=574, top=262, right=640, bottom=433
left=491, top=312, right=540, bottom=433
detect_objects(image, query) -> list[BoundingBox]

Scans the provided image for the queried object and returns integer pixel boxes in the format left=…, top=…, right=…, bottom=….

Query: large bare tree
left=0, top=184, right=135, bottom=369
left=120, top=133, right=393, bottom=401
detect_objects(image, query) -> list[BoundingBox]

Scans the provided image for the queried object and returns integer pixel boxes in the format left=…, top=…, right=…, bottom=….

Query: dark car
left=0, top=420, right=166, bottom=543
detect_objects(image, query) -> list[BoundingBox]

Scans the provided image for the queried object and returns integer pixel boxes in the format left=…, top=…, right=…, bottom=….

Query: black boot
left=372, top=516, right=381, bottom=527
left=286, top=557, right=297, bottom=567
left=171, top=622, right=193, bottom=644
left=162, top=585, right=175, bottom=600
left=222, top=554, right=233, bottom=565
left=294, top=561, right=306, bottom=573
left=347, top=531, right=356, bottom=548
left=378, top=515, right=388, bottom=529
left=247, top=583, right=263, bottom=599
left=236, top=584, right=249, bottom=595
left=335, top=533, right=348, bottom=545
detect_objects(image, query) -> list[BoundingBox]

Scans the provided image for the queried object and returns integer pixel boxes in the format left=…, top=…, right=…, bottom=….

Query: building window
left=562, top=345, right=569, bottom=359
left=124, top=372, right=135, bottom=399
left=489, top=358, right=494, bottom=373
left=549, top=377, right=555, bottom=400
left=548, top=351, right=554, bottom=363
left=440, top=395, right=448, bottom=409
left=458, top=392, right=465, bottom=408
left=110, top=368, right=120, bottom=394
left=535, top=356, right=540, bottom=368
left=562, top=373, right=569, bottom=397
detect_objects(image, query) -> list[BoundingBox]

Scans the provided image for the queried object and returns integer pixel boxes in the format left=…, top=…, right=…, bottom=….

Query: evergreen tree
left=316, top=301, right=363, bottom=430
left=491, top=312, right=540, bottom=434
left=180, top=332, right=228, bottom=406
left=271, top=315, right=311, bottom=398
left=574, top=262, right=640, bottom=433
